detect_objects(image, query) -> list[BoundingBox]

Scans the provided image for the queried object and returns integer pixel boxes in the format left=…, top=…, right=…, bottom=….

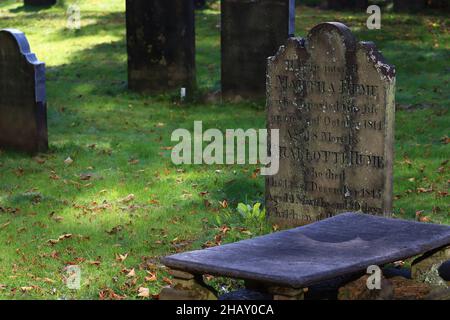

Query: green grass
left=0, top=1, right=448, bottom=299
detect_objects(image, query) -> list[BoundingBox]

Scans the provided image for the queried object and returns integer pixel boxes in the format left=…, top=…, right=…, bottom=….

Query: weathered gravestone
left=266, top=22, right=396, bottom=227
left=0, top=29, right=48, bottom=154
left=221, top=0, right=295, bottom=100
left=24, top=0, right=56, bottom=6
left=126, top=0, right=196, bottom=94
left=325, top=0, right=368, bottom=10
left=393, top=0, right=427, bottom=13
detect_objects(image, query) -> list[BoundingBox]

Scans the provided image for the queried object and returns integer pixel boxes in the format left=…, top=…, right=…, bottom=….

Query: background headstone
left=221, top=0, right=295, bottom=100
left=325, top=0, right=368, bottom=10
left=195, top=0, right=207, bottom=9
left=427, top=0, right=449, bottom=11
left=393, top=0, right=427, bottom=13
left=126, top=0, right=196, bottom=94
left=266, top=22, right=396, bottom=227
left=24, top=0, right=56, bottom=6
left=0, top=29, right=48, bottom=154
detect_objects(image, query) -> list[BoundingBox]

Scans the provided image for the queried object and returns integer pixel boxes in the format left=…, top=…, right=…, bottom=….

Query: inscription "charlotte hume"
left=278, top=148, right=385, bottom=169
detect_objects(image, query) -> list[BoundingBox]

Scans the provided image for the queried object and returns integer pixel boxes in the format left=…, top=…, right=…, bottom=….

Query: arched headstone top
left=306, top=22, right=357, bottom=52
left=267, top=37, right=304, bottom=66
left=269, top=22, right=396, bottom=84
left=0, top=28, right=48, bottom=154
left=1, top=29, right=39, bottom=64
left=0, top=29, right=46, bottom=102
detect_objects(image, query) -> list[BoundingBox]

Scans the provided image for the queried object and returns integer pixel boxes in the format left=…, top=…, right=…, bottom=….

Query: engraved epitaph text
left=266, top=23, right=395, bottom=226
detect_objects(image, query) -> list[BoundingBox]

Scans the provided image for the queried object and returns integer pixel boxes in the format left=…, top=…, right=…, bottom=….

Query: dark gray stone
left=266, top=22, right=396, bottom=227
left=219, top=289, right=272, bottom=300
left=427, top=0, right=449, bottom=11
left=24, top=0, right=56, bottom=6
left=439, top=260, right=450, bottom=281
left=382, top=267, right=411, bottom=279
left=195, top=0, right=207, bottom=9
left=394, top=0, right=427, bottom=12
left=0, top=29, right=48, bottom=154
left=221, top=0, right=295, bottom=100
left=163, top=213, right=450, bottom=288
left=325, top=0, right=368, bottom=10
left=126, top=0, right=196, bottom=94
left=305, top=272, right=362, bottom=300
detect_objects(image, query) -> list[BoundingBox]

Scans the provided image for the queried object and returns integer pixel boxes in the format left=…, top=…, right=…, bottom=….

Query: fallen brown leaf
left=64, top=157, right=73, bottom=165
left=145, top=271, right=157, bottom=282
left=219, top=200, right=228, bottom=208
left=0, top=221, right=10, bottom=230
left=126, top=268, right=136, bottom=278
left=47, top=233, right=72, bottom=245
left=441, top=136, right=450, bottom=144
left=119, top=194, right=135, bottom=203
left=115, top=253, right=128, bottom=262
left=162, top=277, right=173, bottom=285
left=137, top=287, right=150, bottom=298
left=34, top=157, right=46, bottom=164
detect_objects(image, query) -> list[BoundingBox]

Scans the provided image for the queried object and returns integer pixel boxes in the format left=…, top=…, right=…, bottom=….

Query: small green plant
left=212, top=202, right=271, bottom=238
left=213, top=209, right=233, bottom=227
left=237, top=202, right=266, bottom=225
left=236, top=202, right=270, bottom=235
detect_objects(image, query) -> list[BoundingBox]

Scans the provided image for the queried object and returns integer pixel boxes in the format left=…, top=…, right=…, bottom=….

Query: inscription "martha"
left=277, top=76, right=379, bottom=97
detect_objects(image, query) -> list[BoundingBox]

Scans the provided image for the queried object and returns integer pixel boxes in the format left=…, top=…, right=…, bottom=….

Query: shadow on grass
left=10, top=4, right=55, bottom=13
left=53, top=11, right=125, bottom=39
left=46, top=38, right=127, bottom=98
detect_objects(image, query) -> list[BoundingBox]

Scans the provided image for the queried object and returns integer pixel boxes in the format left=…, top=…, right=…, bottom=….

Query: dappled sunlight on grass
left=0, top=1, right=448, bottom=299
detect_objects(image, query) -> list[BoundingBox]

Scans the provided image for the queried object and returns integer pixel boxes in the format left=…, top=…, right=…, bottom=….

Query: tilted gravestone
left=221, top=0, right=295, bottom=100
left=126, top=0, right=196, bottom=94
left=393, top=0, right=427, bottom=12
left=24, top=0, right=56, bottom=6
left=266, top=22, right=396, bottom=227
left=0, top=29, right=48, bottom=154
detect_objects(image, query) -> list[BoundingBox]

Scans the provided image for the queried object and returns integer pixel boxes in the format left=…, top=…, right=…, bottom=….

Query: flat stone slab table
left=161, top=212, right=450, bottom=300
